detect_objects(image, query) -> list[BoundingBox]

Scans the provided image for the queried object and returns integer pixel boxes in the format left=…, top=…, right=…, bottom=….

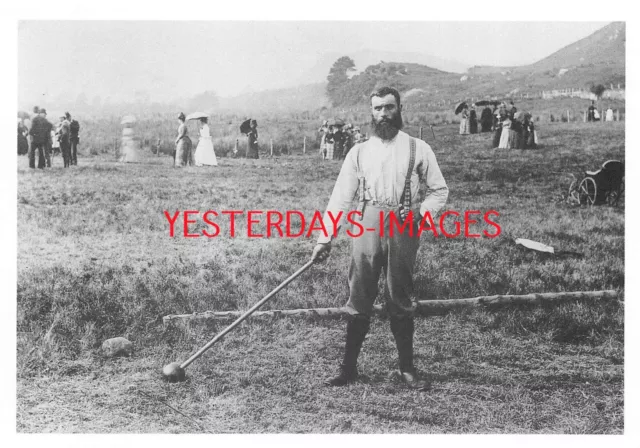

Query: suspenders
left=399, top=138, right=417, bottom=214
left=356, top=137, right=417, bottom=221
left=356, top=147, right=367, bottom=219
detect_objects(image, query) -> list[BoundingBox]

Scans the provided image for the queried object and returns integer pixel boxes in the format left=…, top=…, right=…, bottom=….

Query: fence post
left=156, top=138, right=161, bottom=157
left=616, top=110, right=620, bottom=121
left=114, top=136, right=117, bottom=160
left=270, top=139, right=273, bottom=156
left=583, top=111, right=586, bottom=122
left=419, top=126, right=423, bottom=140
left=303, top=136, right=306, bottom=154
left=235, top=138, right=238, bottom=156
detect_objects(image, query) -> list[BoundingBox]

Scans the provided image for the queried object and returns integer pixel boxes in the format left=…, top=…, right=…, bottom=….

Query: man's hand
left=311, top=243, right=331, bottom=263
left=399, top=207, right=422, bottom=224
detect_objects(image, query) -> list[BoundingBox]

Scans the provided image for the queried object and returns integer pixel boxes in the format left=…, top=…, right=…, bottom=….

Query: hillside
left=528, top=21, right=624, bottom=72
left=325, top=22, right=625, bottom=107
left=218, top=83, right=330, bottom=113
left=293, top=49, right=469, bottom=86
left=465, top=22, right=625, bottom=92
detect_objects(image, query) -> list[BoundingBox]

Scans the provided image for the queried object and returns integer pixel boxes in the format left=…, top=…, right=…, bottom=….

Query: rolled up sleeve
left=317, top=148, right=360, bottom=244
left=417, top=144, right=449, bottom=218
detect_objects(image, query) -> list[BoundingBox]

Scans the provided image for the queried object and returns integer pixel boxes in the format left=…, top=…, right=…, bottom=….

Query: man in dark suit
left=588, top=101, right=597, bottom=122
left=29, top=108, right=53, bottom=169
left=67, top=112, right=80, bottom=165
left=247, top=120, right=259, bottom=159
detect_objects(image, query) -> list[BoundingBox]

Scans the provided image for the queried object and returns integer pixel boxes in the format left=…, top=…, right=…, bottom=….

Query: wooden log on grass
left=162, top=290, right=619, bottom=324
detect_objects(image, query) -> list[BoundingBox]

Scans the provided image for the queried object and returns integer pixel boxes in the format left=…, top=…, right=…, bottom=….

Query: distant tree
left=590, top=84, right=607, bottom=99
left=327, top=56, right=356, bottom=107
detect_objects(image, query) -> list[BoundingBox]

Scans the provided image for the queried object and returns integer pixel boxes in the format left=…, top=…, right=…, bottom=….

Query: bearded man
left=311, top=86, right=449, bottom=389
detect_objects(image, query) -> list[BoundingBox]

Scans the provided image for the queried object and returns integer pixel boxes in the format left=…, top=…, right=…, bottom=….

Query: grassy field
left=16, top=121, right=624, bottom=433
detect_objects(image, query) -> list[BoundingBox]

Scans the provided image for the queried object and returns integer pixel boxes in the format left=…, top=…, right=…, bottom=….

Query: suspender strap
left=356, top=146, right=366, bottom=219
left=399, top=138, right=416, bottom=210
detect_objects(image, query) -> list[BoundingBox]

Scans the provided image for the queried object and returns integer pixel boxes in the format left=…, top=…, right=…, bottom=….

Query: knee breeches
left=345, top=205, right=421, bottom=318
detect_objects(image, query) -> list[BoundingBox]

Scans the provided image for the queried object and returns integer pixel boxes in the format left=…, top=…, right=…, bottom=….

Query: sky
left=18, top=21, right=610, bottom=106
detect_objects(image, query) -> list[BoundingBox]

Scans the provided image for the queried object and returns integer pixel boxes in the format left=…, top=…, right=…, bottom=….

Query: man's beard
left=371, top=112, right=403, bottom=141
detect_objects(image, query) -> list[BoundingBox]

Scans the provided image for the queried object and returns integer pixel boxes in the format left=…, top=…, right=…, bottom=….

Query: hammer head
left=162, top=362, right=186, bottom=382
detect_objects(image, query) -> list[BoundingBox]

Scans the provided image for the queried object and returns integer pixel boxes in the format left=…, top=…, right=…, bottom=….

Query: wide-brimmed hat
left=39, top=108, right=47, bottom=115
left=178, top=112, right=186, bottom=121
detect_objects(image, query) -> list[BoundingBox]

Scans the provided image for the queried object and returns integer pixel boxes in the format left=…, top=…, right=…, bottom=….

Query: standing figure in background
left=58, top=114, right=71, bottom=168
left=508, top=101, right=517, bottom=119
left=194, top=117, right=218, bottom=166
left=318, top=120, right=329, bottom=159
left=342, top=124, right=354, bottom=158
left=67, top=112, right=80, bottom=165
left=333, top=125, right=345, bottom=160
left=524, top=115, right=537, bottom=149
left=29, top=108, right=53, bottom=169
left=498, top=115, right=511, bottom=149
left=459, top=105, right=469, bottom=135
left=522, top=114, right=531, bottom=149
left=18, top=119, right=29, bottom=155
left=480, top=106, right=493, bottom=132
left=509, top=112, right=524, bottom=149
left=25, top=106, right=38, bottom=168
left=247, top=119, right=259, bottom=159
left=174, top=112, right=191, bottom=167
left=605, top=107, right=614, bottom=122
left=587, top=101, right=596, bottom=122
left=491, top=112, right=502, bottom=148
left=469, top=104, right=478, bottom=134
left=120, top=115, right=140, bottom=163
left=353, top=127, right=365, bottom=144
left=491, top=106, right=505, bottom=148
left=324, top=126, right=335, bottom=160
left=51, top=119, right=61, bottom=156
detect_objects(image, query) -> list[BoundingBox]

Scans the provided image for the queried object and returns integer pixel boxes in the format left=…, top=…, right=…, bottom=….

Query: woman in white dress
left=498, top=117, right=511, bottom=149
left=605, top=108, right=614, bottom=122
left=120, top=115, right=140, bottom=163
left=459, top=106, right=470, bottom=135
left=194, top=117, right=218, bottom=166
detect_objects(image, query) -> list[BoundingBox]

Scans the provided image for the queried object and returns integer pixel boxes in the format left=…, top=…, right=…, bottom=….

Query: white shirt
left=318, top=130, right=449, bottom=243
left=200, top=124, right=211, bottom=139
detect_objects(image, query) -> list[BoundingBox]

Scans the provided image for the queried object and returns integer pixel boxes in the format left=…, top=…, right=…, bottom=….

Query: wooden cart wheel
left=610, top=178, right=624, bottom=206
left=606, top=187, right=620, bottom=206
left=578, top=177, right=597, bottom=206
left=568, top=177, right=579, bottom=204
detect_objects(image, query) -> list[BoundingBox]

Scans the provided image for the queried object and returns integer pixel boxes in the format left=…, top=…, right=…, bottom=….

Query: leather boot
left=390, top=315, right=430, bottom=391
left=324, top=315, right=370, bottom=386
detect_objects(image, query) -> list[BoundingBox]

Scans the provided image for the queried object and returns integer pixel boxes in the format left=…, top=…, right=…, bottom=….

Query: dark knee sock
left=390, top=315, right=415, bottom=373
left=341, top=315, right=370, bottom=370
